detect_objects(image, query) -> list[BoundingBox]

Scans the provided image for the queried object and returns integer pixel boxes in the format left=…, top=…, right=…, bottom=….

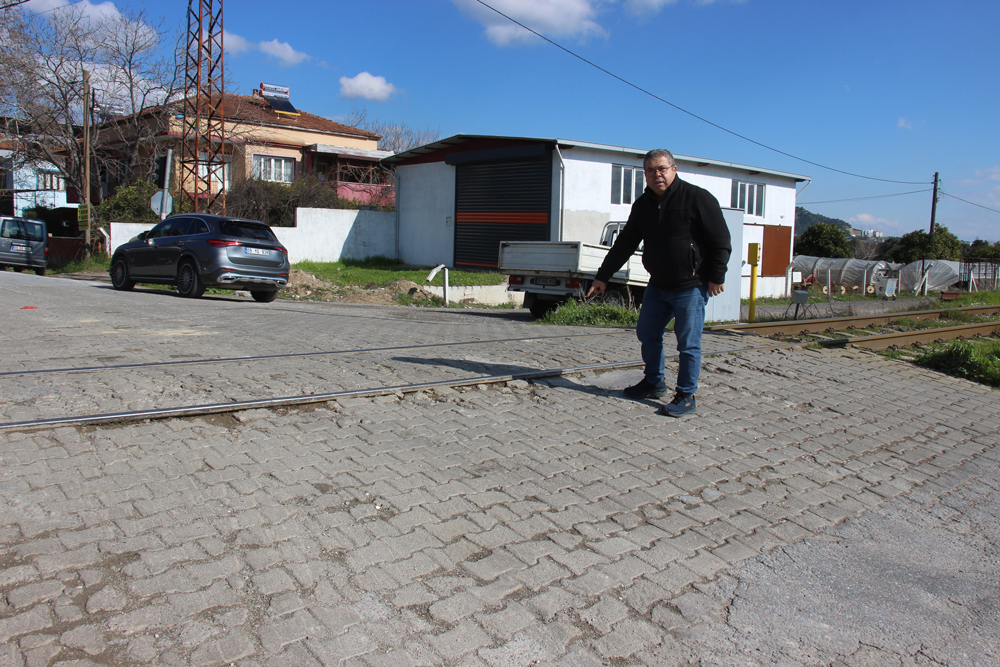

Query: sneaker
left=623, top=378, right=668, bottom=400
left=660, top=392, right=696, bottom=418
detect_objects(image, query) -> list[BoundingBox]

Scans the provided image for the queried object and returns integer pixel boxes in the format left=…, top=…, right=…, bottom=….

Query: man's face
left=644, top=157, right=677, bottom=197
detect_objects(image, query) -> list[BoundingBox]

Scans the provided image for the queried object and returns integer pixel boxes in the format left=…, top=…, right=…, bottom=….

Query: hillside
left=795, top=207, right=852, bottom=236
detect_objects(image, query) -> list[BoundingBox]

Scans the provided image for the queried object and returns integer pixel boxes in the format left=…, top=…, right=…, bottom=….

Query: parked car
left=0, top=216, right=48, bottom=275
left=109, top=214, right=288, bottom=302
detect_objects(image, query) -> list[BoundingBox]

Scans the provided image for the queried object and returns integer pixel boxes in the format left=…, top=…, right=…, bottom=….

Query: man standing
left=587, top=149, right=731, bottom=418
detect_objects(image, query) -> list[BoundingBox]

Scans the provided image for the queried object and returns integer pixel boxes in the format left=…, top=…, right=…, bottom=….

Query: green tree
left=95, top=181, right=165, bottom=227
left=967, top=239, right=1000, bottom=259
left=794, top=221, right=851, bottom=258
left=883, top=225, right=962, bottom=264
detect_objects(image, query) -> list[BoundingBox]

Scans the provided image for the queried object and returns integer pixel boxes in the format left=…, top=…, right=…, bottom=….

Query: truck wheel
left=529, top=299, right=557, bottom=319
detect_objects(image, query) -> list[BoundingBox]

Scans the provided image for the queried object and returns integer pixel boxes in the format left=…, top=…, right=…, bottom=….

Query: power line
left=940, top=191, right=1000, bottom=215
left=799, top=189, right=932, bottom=205
left=474, top=0, right=931, bottom=186
left=0, top=0, right=33, bottom=9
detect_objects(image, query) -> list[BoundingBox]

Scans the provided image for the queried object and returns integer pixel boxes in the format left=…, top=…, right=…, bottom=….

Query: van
left=0, top=216, right=48, bottom=275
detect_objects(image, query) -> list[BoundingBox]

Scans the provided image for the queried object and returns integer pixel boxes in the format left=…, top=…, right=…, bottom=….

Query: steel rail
left=2, top=339, right=809, bottom=432
left=0, top=330, right=633, bottom=378
left=814, top=321, right=1000, bottom=351
left=708, top=305, right=1000, bottom=336
left=2, top=319, right=997, bottom=433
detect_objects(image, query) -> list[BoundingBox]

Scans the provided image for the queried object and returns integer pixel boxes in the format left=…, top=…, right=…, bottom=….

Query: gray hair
left=643, top=149, right=675, bottom=168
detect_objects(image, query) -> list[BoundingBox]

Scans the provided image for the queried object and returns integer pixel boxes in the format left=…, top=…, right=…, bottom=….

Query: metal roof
left=306, top=144, right=394, bottom=161
left=381, top=134, right=811, bottom=182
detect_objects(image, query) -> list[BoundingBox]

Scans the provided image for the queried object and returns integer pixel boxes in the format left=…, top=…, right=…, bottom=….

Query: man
left=587, top=149, right=731, bottom=418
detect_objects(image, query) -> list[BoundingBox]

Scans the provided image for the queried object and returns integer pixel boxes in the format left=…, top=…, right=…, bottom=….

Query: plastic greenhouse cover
left=897, top=260, right=960, bottom=292
left=792, top=256, right=893, bottom=289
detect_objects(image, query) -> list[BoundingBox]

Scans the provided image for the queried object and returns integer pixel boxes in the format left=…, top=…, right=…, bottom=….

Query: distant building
left=860, top=229, right=884, bottom=238
left=92, top=89, right=393, bottom=207
left=1, top=136, right=77, bottom=217
left=383, top=135, right=810, bottom=298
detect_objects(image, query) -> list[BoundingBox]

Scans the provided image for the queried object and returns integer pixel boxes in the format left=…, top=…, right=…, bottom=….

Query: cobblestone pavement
left=1, top=274, right=762, bottom=425
left=1, top=271, right=998, bottom=666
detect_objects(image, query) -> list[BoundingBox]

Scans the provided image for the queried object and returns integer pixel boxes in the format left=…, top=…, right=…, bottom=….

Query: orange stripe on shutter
left=455, top=212, right=548, bottom=224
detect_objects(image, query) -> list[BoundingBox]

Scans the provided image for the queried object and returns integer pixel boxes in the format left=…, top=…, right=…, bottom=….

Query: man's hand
left=708, top=282, right=724, bottom=297
left=586, top=280, right=607, bottom=297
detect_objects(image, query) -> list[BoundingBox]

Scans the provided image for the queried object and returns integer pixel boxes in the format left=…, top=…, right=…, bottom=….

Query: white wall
left=559, top=146, right=643, bottom=244
left=285, top=208, right=395, bottom=263
left=395, top=162, right=456, bottom=267
left=110, top=208, right=396, bottom=263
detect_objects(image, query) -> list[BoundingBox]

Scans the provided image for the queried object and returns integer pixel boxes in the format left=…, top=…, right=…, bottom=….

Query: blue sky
left=27, top=0, right=1000, bottom=242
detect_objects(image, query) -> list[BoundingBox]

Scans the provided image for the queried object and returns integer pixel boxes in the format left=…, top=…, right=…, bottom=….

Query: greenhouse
left=897, top=260, right=960, bottom=292
left=792, top=256, right=895, bottom=293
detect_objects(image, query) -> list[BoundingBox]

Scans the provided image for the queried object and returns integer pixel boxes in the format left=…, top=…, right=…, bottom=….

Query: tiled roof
left=204, top=94, right=381, bottom=141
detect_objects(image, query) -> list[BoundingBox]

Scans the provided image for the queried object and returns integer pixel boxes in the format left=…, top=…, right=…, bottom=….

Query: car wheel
left=176, top=261, right=205, bottom=298
left=35, top=268, right=46, bottom=276
left=250, top=289, right=277, bottom=303
left=110, top=256, right=135, bottom=290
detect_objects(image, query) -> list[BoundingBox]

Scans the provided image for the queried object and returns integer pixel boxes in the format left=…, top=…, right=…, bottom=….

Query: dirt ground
left=51, top=268, right=439, bottom=306
left=282, top=269, right=437, bottom=305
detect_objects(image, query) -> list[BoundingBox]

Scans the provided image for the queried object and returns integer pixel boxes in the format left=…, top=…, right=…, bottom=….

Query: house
left=0, top=137, right=77, bottom=219
left=381, top=135, right=810, bottom=298
left=94, top=89, right=394, bottom=207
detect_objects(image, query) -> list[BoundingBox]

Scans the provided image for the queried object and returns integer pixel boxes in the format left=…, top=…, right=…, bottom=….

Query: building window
left=198, top=153, right=231, bottom=188
left=611, top=165, right=644, bottom=205
left=38, top=171, right=65, bottom=191
left=731, top=180, right=765, bottom=217
left=252, top=155, right=295, bottom=183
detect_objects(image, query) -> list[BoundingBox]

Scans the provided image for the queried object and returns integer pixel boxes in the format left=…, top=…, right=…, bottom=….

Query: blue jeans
left=636, top=283, right=708, bottom=395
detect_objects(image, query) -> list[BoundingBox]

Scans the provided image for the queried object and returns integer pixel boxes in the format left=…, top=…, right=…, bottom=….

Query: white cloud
left=25, top=0, right=121, bottom=22
left=221, top=31, right=311, bottom=67
left=224, top=30, right=254, bottom=56
left=258, top=39, right=311, bottom=67
left=452, top=0, right=605, bottom=46
left=975, top=165, right=1000, bottom=183
left=897, top=117, right=914, bottom=130
left=626, top=0, right=678, bottom=13
left=339, top=72, right=398, bottom=103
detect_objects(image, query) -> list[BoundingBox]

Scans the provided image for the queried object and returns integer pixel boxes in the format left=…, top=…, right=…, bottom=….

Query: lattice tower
left=180, top=0, right=225, bottom=213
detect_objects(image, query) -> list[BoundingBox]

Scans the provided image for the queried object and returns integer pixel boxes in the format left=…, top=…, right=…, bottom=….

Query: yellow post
left=748, top=243, right=760, bottom=323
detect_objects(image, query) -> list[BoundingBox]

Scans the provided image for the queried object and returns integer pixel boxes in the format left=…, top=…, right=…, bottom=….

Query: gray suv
left=110, top=214, right=288, bottom=302
left=0, top=216, right=48, bottom=275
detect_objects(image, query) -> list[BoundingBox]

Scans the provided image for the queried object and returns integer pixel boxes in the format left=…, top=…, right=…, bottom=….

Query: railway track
left=709, top=304, right=1000, bottom=336
left=3, top=307, right=997, bottom=432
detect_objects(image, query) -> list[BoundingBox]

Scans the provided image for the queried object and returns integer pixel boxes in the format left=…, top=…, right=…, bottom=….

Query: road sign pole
left=159, top=148, right=173, bottom=220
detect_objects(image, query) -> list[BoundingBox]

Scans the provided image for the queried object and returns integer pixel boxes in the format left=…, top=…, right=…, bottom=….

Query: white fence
left=109, top=208, right=396, bottom=263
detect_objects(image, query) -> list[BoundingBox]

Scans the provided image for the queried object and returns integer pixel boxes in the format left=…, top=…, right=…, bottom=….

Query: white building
left=382, top=136, right=810, bottom=298
left=0, top=148, right=76, bottom=217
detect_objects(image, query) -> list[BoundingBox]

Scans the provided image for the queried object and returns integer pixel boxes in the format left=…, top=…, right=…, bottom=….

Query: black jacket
left=595, top=177, right=732, bottom=291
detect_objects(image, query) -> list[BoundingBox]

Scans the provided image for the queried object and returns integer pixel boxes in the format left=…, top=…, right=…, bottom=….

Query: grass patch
left=537, top=299, right=640, bottom=326
left=933, top=289, right=1000, bottom=307
left=294, top=257, right=506, bottom=288
left=914, top=339, right=1000, bottom=388
left=50, top=253, right=111, bottom=274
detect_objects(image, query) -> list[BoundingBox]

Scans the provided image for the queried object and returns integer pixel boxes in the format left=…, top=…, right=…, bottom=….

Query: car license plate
left=533, top=277, right=558, bottom=286
left=11, top=244, right=28, bottom=252
left=245, top=247, right=269, bottom=256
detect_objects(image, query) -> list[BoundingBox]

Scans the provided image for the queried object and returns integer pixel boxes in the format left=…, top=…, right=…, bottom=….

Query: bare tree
left=0, top=4, right=181, bottom=199
left=346, top=105, right=440, bottom=153
left=851, top=236, right=883, bottom=261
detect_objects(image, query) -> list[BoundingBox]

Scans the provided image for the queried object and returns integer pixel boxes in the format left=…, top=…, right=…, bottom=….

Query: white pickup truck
left=498, top=222, right=649, bottom=318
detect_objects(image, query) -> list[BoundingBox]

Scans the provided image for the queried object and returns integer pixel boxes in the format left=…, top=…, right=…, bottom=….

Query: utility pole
left=929, top=171, right=939, bottom=235
left=82, top=70, right=92, bottom=250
